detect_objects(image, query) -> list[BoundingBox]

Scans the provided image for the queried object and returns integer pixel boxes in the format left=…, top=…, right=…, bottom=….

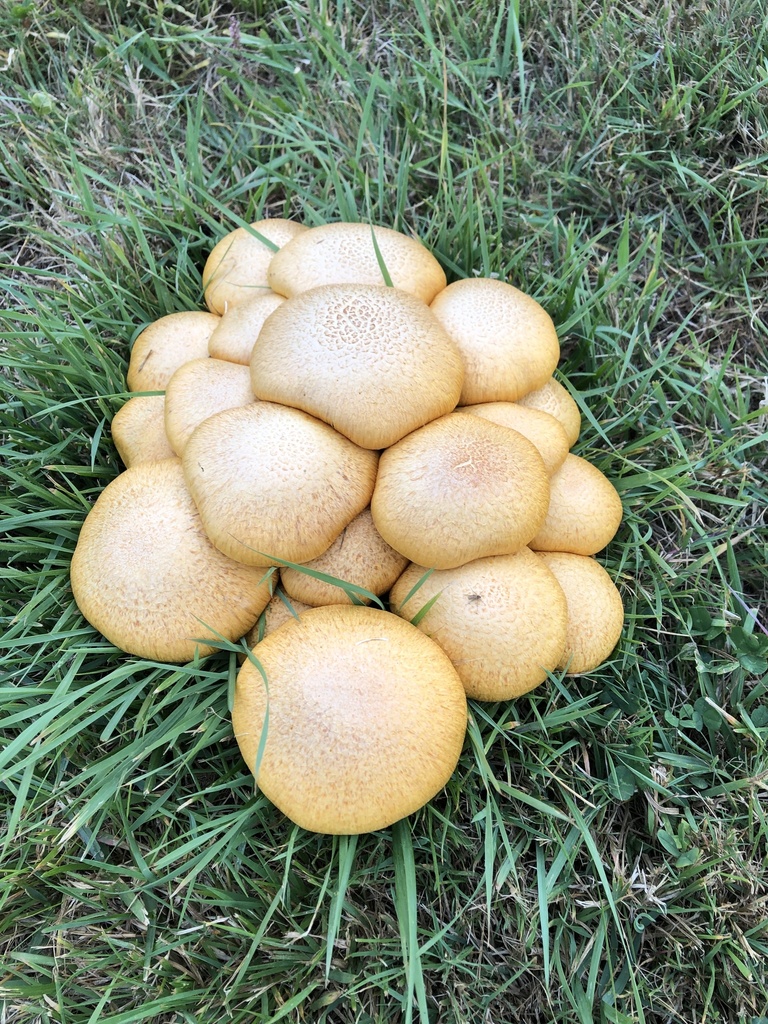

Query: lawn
left=2, top=1, right=768, bottom=1022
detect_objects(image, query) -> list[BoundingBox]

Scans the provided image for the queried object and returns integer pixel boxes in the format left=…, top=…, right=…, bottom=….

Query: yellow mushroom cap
left=232, top=605, right=467, bottom=834
left=70, top=459, right=275, bottom=662
left=517, top=378, right=581, bottom=447
left=266, top=222, right=447, bottom=304
left=529, top=454, right=623, bottom=556
left=207, top=291, right=286, bottom=365
left=537, top=552, right=624, bottom=674
left=111, top=395, right=175, bottom=467
left=430, top=278, right=560, bottom=405
left=203, top=219, right=307, bottom=315
left=371, top=412, right=550, bottom=570
left=182, top=403, right=378, bottom=567
left=459, top=402, right=570, bottom=475
left=281, top=508, right=409, bottom=607
left=164, top=358, right=256, bottom=456
left=390, top=548, right=568, bottom=701
left=127, top=311, right=219, bottom=392
left=250, top=284, right=464, bottom=450
left=239, top=590, right=315, bottom=659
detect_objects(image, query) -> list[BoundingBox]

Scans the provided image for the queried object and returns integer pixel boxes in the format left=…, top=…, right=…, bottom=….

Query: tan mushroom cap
left=239, top=590, right=315, bottom=658
left=182, top=403, right=378, bottom=567
left=127, top=311, right=219, bottom=392
left=371, top=412, right=550, bottom=570
left=281, top=508, right=409, bottom=607
left=460, top=402, right=570, bottom=475
left=164, top=358, right=256, bottom=456
left=203, top=219, right=307, bottom=315
left=267, top=222, right=447, bottom=304
left=530, top=454, right=623, bottom=556
left=111, top=395, right=175, bottom=467
left=250, top=284, right=464, bottom=450
left=233, top=606, right=467, bottom=834
left=207, top=291, right=286, bottom=365
left=390, top=548, right=568, bottom=701
left=537, top=552, right=623, bottom=674
left=430, top=278, right=560, bottom=405
left=70, top=459, right=275, bottom=663
left=517, top=378, right=581, bottom=448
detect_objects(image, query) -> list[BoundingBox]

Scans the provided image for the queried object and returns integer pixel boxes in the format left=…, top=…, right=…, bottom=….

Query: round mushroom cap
left=164, top=358, right=256, bottom=456
left=233, top=605, right=467, bottom=834
left=460, top=402, right=570, bottom=475
left=182, top=402, right=378, bottom=567
left=70, top=459, right=275, bottom=662
left=529, top=454, right=623, bottom=556
left=127, top=311, right=220, bottom=392
left=111, top=395, right=175, bottom=467
left=517, top=378, right=581, bottom=448
left=371, top=413, right=550, bottom=570
left=281, top=508, right=409, bottom=607
left=266, top=222, right=447, bottom=304
left=430, top=278, right=560, bottom=405
left=390, top=548, right=568, bottom=701
left=537, top=552, right=623, bottom=674
left=240, top=590, right=315, bottom=657
left=207, top=291, right=286, bottom=365
left=250, top=284, right=464, bottom=450
left=203, top=219, right=307, bottom=315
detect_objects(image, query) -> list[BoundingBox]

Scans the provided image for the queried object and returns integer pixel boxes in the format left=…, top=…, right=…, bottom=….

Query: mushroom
left=250, top=284, right=464, bottom=449
left=127, top=311, right=219, bottom=392
left=371, top=412, right=550, bottom=569
left=266, top=222, right=447, bottom=304
left=429, top=277, right=560, bottom=405
left=203, top=219, right=307, bottom=315
left=182, top=402, right=379, bottom=566
left=232, top=605, right=467, bottom=834
left=459, top=401, right=570, bottom=475
left=238, top=589, right=315, bottom=659
left=517, top=378, right=581, bottom=448
left=111, top=395, right=175, bottom=467
left=70, top=459, right=275, bottom=662
left=529, top=454, right=623, bottom=556
left=207, top=291, right=286, bottom=365
left=164, top=358, right=256, bottom=456
left=536, top=552, right=623, bottom=674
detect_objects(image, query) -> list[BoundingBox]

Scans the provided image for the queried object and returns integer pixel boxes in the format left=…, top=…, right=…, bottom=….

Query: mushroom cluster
left=71, top=218, right=624, bottom=835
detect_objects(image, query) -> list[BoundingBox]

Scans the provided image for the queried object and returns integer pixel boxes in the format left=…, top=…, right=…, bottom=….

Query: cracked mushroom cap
left=164, top=358, right=256, bottom=456
left=459, top=402, right=570, bottom=475
left=207, top=291, right=286, bottom=365
left=70, top=459, right=275, bottom=662
left=250, top=284, right=464, bottom=450
left=517, top=378, right=581, bottom=448
left=430, top=277, right=560, bottom=405
left=537, top=552, right=624, bottom=674
left=127, top=311, right=220, bottom=392
left=182, top=402, right=378, bottom=567
left=111, top=395, right=175, bottom=467
left=203, top=219, right=307, bottom=315
left=390, top=548, right=568, bottom=701
left=281, top=508, right=409, bottom=607
left=371, top=412, right=550, bottom=570
left=266, top=222, right=447, bottom=304
left=529, top=454, right=623, bottom=556
left=233, top=605, right=467, bottom=834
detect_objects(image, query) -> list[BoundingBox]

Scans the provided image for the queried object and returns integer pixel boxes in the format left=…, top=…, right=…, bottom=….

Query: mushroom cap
left=536, top=552, right=623, bottom=674
left=232, top=605, right=467, bottom=834
left=371, top=412, right=550, bottom=570
left=111, top=395, right=175, bottom=467
left=266, top=222, right=447, bottom=304
left=517, top=378, right=581, bottom=448
left=250, top=284, right=464, bottom=449
left=182, top=403, right=378, bottom=567
left=207, top=291, right=286, bottom=365
left=430, top=278, right=560, bottom=405
left=529, top=454, right=623, bottom=556
left=164, top=358, right=256, bottom=456
left=203, top=219, right=307, bottom=315
left=70, top=459, right=275, bottom=662
left=459, top=402, right=570, bottom=475
left=390, top=548, right=568, bottom=701
left=281, top=508, right=409, bottom=607
left=127, top=311, right=219, bottom=392
left=239, top=590, right=315, bottom=657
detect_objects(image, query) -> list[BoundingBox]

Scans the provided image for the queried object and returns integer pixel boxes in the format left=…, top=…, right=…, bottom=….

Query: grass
left=1, top=0, right=768, bottom=1021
